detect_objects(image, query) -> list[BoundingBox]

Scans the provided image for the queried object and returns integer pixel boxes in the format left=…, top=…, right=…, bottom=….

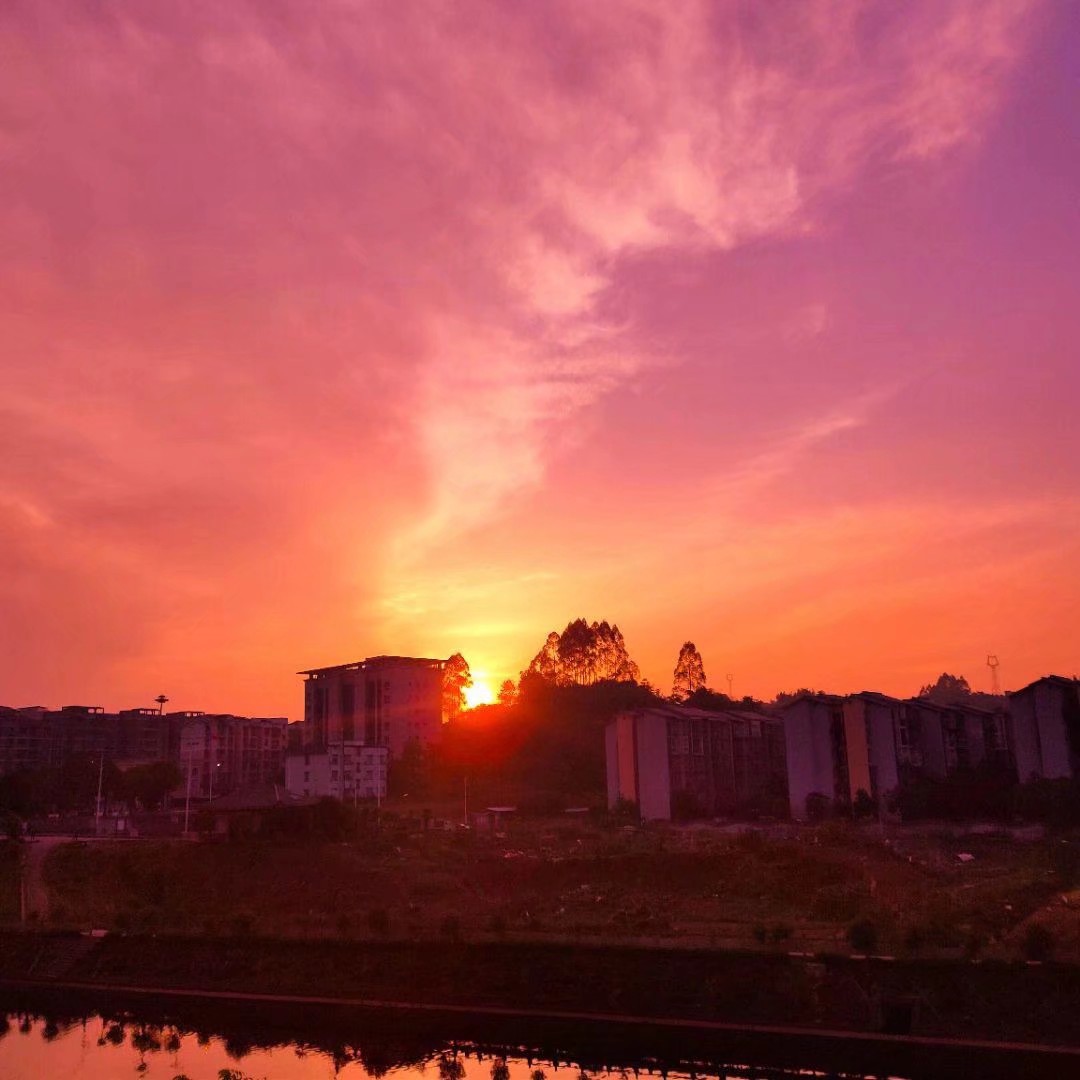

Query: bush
left=852, top=789, right=877, bottom=819
left=367, top=907, right=391, bottom=935
left=752, top=924, right=767, bottom=944
left=805, top=792, right=831, bottom=821
left=486, top=913, right=507, bottom=934
left=847, top=919, right=878, bottom=954
left=671, top=788, right=706, bottom=821
left=1022, top=923, right=1055, bottom=962
left=228, top=913, right=255, bottom=937
left=1048, top=838, right=1080, bottom=887
left=440, top=914, right=462, bottom=941
left=770, top=922, right=793, bottom=942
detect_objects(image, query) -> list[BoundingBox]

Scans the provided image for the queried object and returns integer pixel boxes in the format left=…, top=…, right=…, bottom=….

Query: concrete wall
left=604, top=722, right=620, bottom=809
left=635, top=712, right=672, bottom=821
left=864, top=699, right=900, bottom=797
left=605, top=711, right=672, bottom=820
left=1034, top=681, right=1073, bottom=779
left=782, top=699, right=835, bottom=820
left=841, top=699, right=872, bottom=800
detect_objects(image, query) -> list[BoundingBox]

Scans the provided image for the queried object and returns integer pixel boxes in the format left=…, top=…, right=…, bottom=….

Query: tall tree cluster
left=442, top=652, right=472, bottom=719
left=526, top=619, right=640, bottom=686
left=672, top=641, right=707, bottom=699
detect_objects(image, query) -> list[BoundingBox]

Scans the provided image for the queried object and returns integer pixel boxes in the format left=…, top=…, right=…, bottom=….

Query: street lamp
left=208, top=761, right=221, bottom=805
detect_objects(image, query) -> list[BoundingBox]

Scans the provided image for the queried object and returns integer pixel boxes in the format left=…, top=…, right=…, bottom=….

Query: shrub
left=847, top=919, right=878, bottom=954
left=752, top=924, right=767, bottom=944
left=1022, top=923, right=1055, bottom=962
left=805, top=792, right=831, bottom=821
left=770, top=922, right=793, bottom=942
left=671, top=788, right=706, bottom=821
left=852, top=789, right=877, bottom=819
left=486, top=913, right=507, bottom=934
left=367, top=907, right=391, bottom=935
left=491, top=1060, right=510, bottom=1080
left=228, top=913, right=255, bottom=937
left=440, top=914, right=462, bottom=941
left=1048, top=838, right=1080, bottom=887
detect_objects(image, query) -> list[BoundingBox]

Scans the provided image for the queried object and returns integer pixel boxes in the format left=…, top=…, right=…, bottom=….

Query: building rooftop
left=297, top=654, right=447, bottom=676
left=1009, top=674, right=1080, bottom=696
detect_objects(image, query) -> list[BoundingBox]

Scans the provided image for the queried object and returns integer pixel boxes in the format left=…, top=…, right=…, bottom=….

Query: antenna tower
left=986, top=655, right=1000, bottom=696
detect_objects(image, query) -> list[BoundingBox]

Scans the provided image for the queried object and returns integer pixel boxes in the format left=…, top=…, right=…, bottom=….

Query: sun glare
left=464, top=679, right=495, bottom=710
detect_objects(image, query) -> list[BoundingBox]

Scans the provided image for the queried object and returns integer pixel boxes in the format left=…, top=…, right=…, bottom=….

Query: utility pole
left=95, top=754, right=105, bottom=837
left=183, top=752, right=193, bottom=835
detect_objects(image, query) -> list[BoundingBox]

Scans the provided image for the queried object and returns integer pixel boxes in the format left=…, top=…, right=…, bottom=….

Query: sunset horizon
left=3, top=0, right=1078, bottom=720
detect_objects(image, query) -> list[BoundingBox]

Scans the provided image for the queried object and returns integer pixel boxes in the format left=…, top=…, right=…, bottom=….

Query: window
left=331, top=770, right=338, bottom=780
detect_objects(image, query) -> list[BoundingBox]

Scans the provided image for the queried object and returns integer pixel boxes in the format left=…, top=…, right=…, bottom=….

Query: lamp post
left=208, top=761, right=221, bottom=806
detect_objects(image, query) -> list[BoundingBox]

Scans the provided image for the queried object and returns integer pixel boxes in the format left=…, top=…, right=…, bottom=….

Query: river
left=0, top=989, right=1069, bottom=1080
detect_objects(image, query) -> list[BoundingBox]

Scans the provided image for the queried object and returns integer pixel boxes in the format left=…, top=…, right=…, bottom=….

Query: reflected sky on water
left=0, top=1012, right=907, bottom=1080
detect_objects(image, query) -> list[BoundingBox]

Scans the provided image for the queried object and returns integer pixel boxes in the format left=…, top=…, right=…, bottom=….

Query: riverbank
left=2, top=930, right=1080, bottom=1051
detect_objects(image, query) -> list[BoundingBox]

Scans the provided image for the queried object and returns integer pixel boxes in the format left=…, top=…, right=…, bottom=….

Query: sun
left=464, top=679, right=495, bottom=710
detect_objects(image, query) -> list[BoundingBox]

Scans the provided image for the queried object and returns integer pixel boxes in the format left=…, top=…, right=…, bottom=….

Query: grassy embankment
left=30, top=819, right=1080, bottom=960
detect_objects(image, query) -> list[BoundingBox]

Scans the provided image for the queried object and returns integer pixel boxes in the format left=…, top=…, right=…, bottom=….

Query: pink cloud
left=0, top=0, right=1073, bottom=709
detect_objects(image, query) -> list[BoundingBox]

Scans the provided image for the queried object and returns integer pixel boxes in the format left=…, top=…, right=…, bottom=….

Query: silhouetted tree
left=918, top=673, right=972, bottom=703
left=497, top=679, right=517, bottom=706
left=773, top=688, right=824, bottom=704
left=528, top=632, right=561, bottom=681
left=442, top=653, right=472, bottom=720
left=118, top=761, right=183, bottom=810
left=672, top=641, right=707, bottom=699
left=526, top=619, right=640, bottom=686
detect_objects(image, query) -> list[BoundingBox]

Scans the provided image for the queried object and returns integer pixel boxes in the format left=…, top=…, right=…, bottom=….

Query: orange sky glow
left=2, top=1, right=1078, bottom=718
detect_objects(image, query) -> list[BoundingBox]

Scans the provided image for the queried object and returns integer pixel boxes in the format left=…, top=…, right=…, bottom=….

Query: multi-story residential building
left=782, top=691, right=1015, bottom=819
left=172, top=712, right=287, bottom=798
left=779, top=693, right=851, bottom=819
left=1008, top=675, right=1080, bottom=781
left=285, top=742, right=388, bottom=801
left=605, top=704, right=787, bottom=821
left=298, top=655, right=446, bottom=759
left=0, top=704, right=149, bottom=775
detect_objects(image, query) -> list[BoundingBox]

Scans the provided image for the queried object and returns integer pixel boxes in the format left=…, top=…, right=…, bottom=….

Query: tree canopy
left=918, top=673, right=973, bottom=704
left=672, top=641, right=707, bottom=699
left=442, top=652, right=472, bottom=719
left=525, top=619, right=640, bottom=686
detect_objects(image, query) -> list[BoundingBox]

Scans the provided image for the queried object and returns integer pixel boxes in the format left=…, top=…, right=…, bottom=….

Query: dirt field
left=27, top=816, right=1080, bottom=961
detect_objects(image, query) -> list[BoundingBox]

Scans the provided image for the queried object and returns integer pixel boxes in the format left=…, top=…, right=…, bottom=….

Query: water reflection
left=0, top=1001, right=901, bottom=1080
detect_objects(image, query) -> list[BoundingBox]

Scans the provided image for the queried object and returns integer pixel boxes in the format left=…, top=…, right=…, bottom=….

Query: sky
left=2, top=0, right=1078, bottom=718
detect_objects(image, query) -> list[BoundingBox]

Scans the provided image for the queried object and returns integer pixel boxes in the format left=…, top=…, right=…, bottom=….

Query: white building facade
left=285, top=742, right=389, bottom=801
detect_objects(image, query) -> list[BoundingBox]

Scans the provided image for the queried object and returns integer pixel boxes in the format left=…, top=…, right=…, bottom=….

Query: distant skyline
left=2, top=1, right=1078, bottom=718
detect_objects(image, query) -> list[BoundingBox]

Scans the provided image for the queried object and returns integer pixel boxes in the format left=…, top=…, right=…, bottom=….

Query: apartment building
left=1008, top=675, right=1080, bottom=781
left=298, top=655, right=446, bottom=759
left=780, top=691, right=1011, bottom=820
left=172, top=712, right=288, bottom=799
left=605, top=704, right=787, bottom=821
left=285, top=742, right=388, bottom=801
